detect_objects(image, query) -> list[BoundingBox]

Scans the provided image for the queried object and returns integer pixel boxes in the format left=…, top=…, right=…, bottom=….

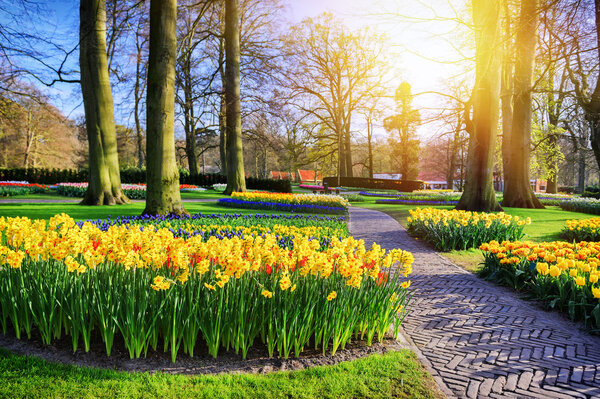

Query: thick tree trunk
left=502, top=0, right=543, bottom=208
left=223, top=0, right=246, bottom=195
left=80, top=0, right=129, bottom=206
left=500, top=0, right=513, bottom=186
left=456, top=0, right=503, bottom=212
left=143, top=0, right=187, bottom=216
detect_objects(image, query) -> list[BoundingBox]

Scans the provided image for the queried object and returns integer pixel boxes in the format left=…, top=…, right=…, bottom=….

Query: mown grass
left=355, top=197, right=598, bottom=272
left=0, top=348, right=442, bottom=399
left=0, top=201, right=282, bottom=220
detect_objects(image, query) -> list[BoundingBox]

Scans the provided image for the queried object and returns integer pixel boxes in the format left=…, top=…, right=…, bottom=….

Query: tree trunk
left=500, top=0, right=513, bottom=186
left=134, top=38, right=144, bottom=169
left=502, top=0, right=543, bottom=208
left=80, top=0, right=129, bottom=206
left=219, top=95, right=227, bottom=174
left=337, top=127, right=346, bottom=178
left=223, top=0, right=246, bottom=195
left=344, top=114, right=353, bottom=177
left=182, top=50, right=199, bottom=175
left=143, top=0, right=187, bottom=216
left=456, top=0, right=503, bottom=212
left=447, top=123, right=460, bottom=190
left=367, top=115, right=374, bottom=179
left=579, top=136, right=586, bottom=193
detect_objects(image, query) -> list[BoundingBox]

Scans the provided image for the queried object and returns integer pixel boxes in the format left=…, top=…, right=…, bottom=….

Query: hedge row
left=323, top=176, right=424, bottom=192
left=0, top=168, right=291, bottom=193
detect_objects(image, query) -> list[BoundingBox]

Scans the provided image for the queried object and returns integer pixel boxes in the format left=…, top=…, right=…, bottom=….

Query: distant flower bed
left=179, top=184, right=206, bottom=192
left=79, top=212, right=349, bottom=249
left=212, top=183, right=227, bottom=192
left=228, top=192, right=349, bottom=209
left=55, top=182, right=203, bottom=199
left=406, top=207, right=528, bottom=251
left=218, top=198, right=347, bottom=215
left=479, top=240, right=600, bottom=330
left=0, top=181, right=49, bottom=196
left=559, top=198, right=600, bottom=215
left=366, top=190, right=572, bottom=207
left=376, top=199, right=458, bottom=206
left=298, top=184, right=324, bottom=190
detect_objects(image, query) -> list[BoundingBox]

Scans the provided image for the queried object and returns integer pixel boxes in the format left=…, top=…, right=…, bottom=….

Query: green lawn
left=0, top=201, right=280, bottom=220
left=0, top=348, right=441, bottom=399
left=355, top=197, right=598, bottom=272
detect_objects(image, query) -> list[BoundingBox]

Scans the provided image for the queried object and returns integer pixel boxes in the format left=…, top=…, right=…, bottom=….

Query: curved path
left=349, top=207, right=600, bottom=399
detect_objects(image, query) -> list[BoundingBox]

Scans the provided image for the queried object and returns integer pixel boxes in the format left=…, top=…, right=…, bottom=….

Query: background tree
left=456, top=0, right=503, bottom=211
left=280, top=14, right=387, bottom=180
left=79, top=0, right=129, bottom=205
left=143, top=0, right=187, bottom=216
left=224, top=0, right=246, bottom=194
left=383, top=82, right=421, bottom=180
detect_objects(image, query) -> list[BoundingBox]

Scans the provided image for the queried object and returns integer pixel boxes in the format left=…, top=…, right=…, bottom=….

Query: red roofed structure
left=297, top=169, right=322, bottom=183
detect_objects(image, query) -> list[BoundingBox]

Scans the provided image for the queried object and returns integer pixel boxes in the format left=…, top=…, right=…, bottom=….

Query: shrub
left=479, top=240, right=600, bottom=330
left=406, top=207, right=528, bottom=251
left=0, top=168, right=291, bottom=193
left=323, top=177, right=424, bottom=192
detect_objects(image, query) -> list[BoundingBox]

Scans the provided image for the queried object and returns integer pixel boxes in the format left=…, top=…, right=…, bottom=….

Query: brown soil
left=0, top=328, right=407, bottom=375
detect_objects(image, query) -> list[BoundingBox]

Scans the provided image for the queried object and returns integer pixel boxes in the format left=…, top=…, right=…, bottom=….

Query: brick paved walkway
left=349, top=207, right=600, bottom=399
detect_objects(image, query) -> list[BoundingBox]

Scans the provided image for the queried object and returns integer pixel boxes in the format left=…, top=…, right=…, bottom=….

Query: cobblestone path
left=349, top=207, right=600, bottom=399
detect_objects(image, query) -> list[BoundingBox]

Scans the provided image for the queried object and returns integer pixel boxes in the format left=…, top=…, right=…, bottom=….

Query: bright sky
left=287, top=0, right=473, bottom=138
left=21, top=0, right=474, bottom=139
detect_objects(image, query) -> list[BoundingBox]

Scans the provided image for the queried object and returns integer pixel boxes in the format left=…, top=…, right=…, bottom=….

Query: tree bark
left=143, top=0, right=187, bottom=216
left=183, top=60, right=199, bottom=175
left=456, top=0, right=503, bottom=212
left=579, top=136, right=587, bottom=193
left=367, top=114, right=374, bottom=179
left=502, top=0, right=543, bottom=208
left=80, top=0, right=129, bottom=206
left=223, top=0, right=246, bottom=194
left=500, top=0, right=513, bottom=186
left=219, top=94, right=227, bottom=174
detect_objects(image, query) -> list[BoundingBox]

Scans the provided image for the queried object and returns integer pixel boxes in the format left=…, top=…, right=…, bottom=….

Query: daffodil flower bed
left=218, top=192, right=349, bottom=214
left=479, top=240, right=600, bottom=329
left=560, top=197, right=600, bottom=215
left=0, top=214, right=412, bottom=362
left=561, top=218, right=600, bottom=242
left=406, top=208, right=529, bottom=251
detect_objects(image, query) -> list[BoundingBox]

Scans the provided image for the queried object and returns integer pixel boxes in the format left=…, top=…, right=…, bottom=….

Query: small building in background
left=269, top=170, right=323, bottom=184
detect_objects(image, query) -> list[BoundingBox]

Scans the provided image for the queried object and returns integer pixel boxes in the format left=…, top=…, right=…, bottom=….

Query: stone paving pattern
left=349, top=207, right=600, bottom=399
